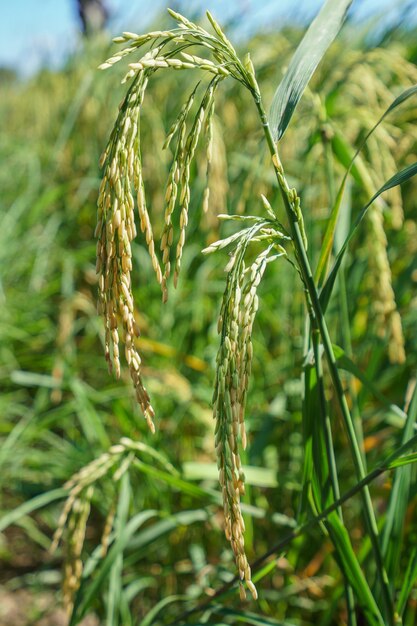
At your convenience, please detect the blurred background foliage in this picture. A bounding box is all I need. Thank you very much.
[1,1,417,624]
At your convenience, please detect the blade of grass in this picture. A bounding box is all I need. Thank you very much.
[303,319,363,623]
[132,458,294,526]
[69,378,110,448]
[139,595,189,626]
[124,578,156,604]
[309,327,358,625]
[387,453,417,468]
[0,488,67,533]
[70,510,158,625]
[327,513,383,626]
[210,607,297,625]
[123,509,208,565]
[269,0,352,140]
[118,590,134,626]
[106,472,131,626]
[382,382,417,588]
[320,161,417,312]
[299,330,319,519]
[329,140,365,463]
[315,84,417,285]
[332,345,408,425]
[183,461,277,488]
[396,548,417,618]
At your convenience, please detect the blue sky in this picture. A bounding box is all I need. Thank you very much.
[1,0,413,77]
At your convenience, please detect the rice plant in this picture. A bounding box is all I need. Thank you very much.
[2,3,417,626]
[87,3,417,624]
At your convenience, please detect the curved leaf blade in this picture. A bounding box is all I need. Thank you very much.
[320,161,417,312]
[397,548,417,617]
[139,595,189,626]
[382,381,417,585]
[270,0,352,140]
[213,607,297,625]
[0,488,67,533]
[106,472,131,626]
[316,84,417,284]
[327,514,385,626]
[69,510,158,625]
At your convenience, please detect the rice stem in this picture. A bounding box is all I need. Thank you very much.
[252,91,394,625]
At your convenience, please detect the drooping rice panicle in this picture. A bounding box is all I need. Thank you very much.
[52,437,177,584]
[214,241,253,598]
[135,130,163,286]
[374,134,404,229]
[166,8,198,31]
[97,70,157,431]
[97,15,241,388]
[203,118,229,230]
[160,85,199,300]
[210,219,286,600]
[174,77,221,287]
[100,500,116,558]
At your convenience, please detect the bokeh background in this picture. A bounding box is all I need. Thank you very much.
[1,1,417,625]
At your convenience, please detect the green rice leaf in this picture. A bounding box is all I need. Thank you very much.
[384,433,417,468]
[69,378,110,448]
[326,515,384,626]
[139,595,189,626]
[301,343,334,517]
[333,345,407,425]
[396,548,417,617]
[123,578,156,604]
[212,607,297,625]
[70,510,158,625]
[269,0,352,140]
[126,509,208,556]
[252,558,280,584]
[320,161,417,312]
[316,84,417,285]
[387,453,417,469]
[133,459,293,526]
[183,461,278,487]
[303,344,382,625]
[382,382,417,585]
[0,489,67,533]
[106,473,131,626]
[379,83,417,118]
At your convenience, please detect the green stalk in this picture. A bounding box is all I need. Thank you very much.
[252,92,394,623]
[311,326,357,626]
[319,121,356,623]
[337,258,366,458]
[322,130,365,460]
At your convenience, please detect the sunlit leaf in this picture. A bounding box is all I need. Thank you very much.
[270,0,352,140]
